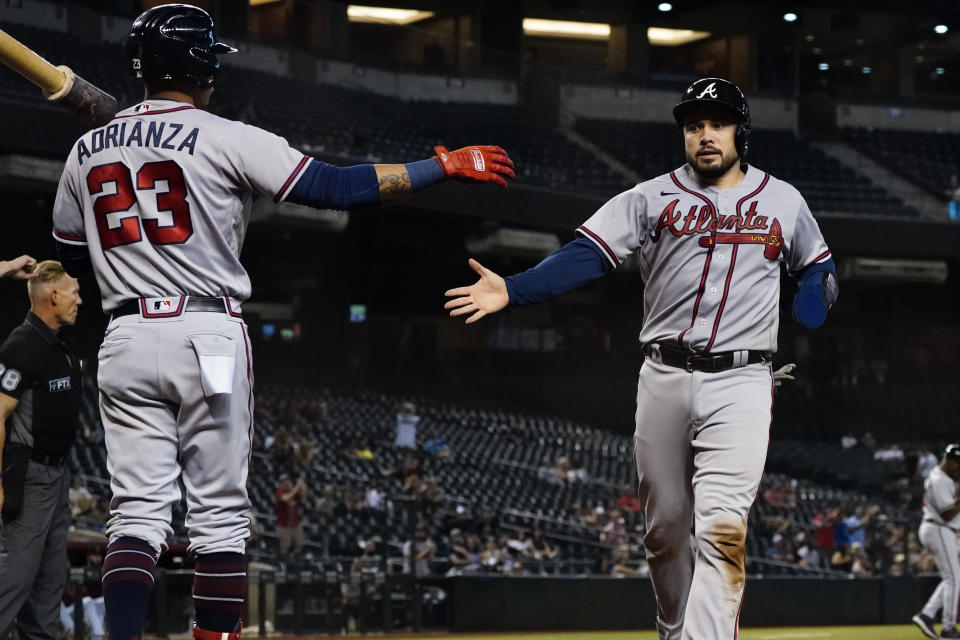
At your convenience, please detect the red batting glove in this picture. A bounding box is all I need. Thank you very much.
[433,145,516,188]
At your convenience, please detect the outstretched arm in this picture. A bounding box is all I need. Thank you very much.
[287,146,515,210]
[0,255,37,280]
[445,238,611,323]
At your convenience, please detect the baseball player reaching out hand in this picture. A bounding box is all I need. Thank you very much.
[445,78,838,640]
[49,5,513,640]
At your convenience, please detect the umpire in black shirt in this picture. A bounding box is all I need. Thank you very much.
[0,260,83,639]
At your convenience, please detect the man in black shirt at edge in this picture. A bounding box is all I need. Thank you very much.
[0,260,83,638]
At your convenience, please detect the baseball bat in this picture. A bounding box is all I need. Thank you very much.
[0,28,118,127]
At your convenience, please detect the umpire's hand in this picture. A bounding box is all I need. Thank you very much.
[444,259,509,324]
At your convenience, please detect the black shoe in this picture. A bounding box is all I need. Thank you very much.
[913,613,937,639]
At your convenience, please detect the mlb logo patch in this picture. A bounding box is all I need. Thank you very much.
[141,296,185,319]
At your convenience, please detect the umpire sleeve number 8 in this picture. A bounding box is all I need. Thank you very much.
[0,364,21,392]
[86,160,194,250]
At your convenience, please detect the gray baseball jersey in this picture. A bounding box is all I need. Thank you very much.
[577,164,831,352]
[51,99,311,312]
[922,466,960,528]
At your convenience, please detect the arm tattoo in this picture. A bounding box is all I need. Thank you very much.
[376,164,412,203]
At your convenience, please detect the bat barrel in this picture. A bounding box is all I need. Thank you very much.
[0,28,65,94]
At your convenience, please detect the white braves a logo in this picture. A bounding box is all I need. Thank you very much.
[695,82,718,99]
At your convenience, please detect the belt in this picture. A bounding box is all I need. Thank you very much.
[112,296,234,319]
[923,518,959,532]
[644,341,772,373]
[30,451,67,467]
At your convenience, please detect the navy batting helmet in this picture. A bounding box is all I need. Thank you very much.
[945,444,960,462]
[673,77,751,160]
[127,4,236,90]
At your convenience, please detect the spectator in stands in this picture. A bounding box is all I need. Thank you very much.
[537,455,561,484]
[403,526,436,577]
[794,532,819,568]
[600,510,629,550]
[617,485,642,514]
[316,483,338,518]
[850,542,872,578]
[841,433,858,449]
[295,438,318,470]
[813,506,839,553]
[763,482,784,508]
[609,550,645,577]
[271,429,296,469]
[447,529,480,575]
[69,476,96,518]
[844,505,879,549]
[420,476,445,515]
[276,474,307,555]
[768,534,794,563]
[364,483,387,511]
[341,483,365,513]
[526,528,558,560]
[830,544,854,572]
[395,402,420,450]
[481,537,504,572]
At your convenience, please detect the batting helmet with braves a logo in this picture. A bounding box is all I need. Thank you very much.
[673,77,751,161]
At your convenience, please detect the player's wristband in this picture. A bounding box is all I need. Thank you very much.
[406,158,446,191]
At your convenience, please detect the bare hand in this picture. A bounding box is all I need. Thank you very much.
[0,255,38,280]
[444,259,509,324]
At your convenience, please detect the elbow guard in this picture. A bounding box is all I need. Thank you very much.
[792,258,838,329]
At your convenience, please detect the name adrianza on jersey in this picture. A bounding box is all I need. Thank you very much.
[76,121,199,165]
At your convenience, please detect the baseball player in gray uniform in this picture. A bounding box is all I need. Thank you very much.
[912,444,960,640]
[445,77,838,639]
[50,5,513,640]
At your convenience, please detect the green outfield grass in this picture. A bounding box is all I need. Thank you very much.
[372,625,925,639]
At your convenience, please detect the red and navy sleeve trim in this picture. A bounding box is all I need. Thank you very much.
[789,250,833,277]
[273,156,311,203]
[113,105,196,120]
[576,225,620,268]
[52,228,87,245]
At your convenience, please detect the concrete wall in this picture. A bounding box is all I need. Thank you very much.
[561,84,798,132]
[838,103,960,133]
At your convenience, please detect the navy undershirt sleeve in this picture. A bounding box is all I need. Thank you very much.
[505,237,612,306]
[57,241,93,278]
[286,160,380,210]
[792,257,838,329]
[286,158,446,210]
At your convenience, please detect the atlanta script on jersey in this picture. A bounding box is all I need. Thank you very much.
[577,164,831,352]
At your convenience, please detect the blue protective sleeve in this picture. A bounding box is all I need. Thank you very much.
[505,237,612,306]
[286,159,380,210]
[57,241,92,278]
[792,257,839,329]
